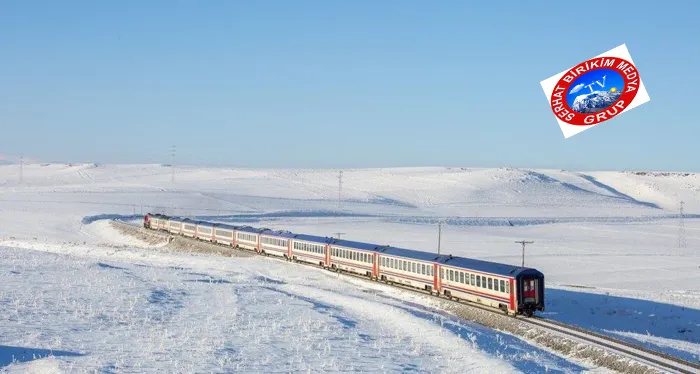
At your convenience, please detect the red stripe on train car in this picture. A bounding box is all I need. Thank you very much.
[509,279,515,311]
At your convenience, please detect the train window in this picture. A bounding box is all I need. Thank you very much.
[421,264,426,275]
[447,270,452,281]
[499,280,505,292]
[505,281,510,293]
[488,278,493,290]
[460,272,465,284]
[470,274,475,285]
[476,276,481,287]
[411,263,415,273]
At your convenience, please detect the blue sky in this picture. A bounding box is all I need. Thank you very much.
[1,1,698,171]
[566,69,625,107]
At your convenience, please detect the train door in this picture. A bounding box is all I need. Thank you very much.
[523,278,538,304]
[433,264,440,295]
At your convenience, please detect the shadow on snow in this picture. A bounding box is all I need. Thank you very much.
[260,286,358,330]
[83,212,700,231]
[544,288,700,363]
[0,345,83,368]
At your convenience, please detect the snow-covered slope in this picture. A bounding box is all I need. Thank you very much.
[2,163,697,216]
[1,163,699,371]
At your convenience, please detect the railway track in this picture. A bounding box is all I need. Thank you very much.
[113,219,700,374]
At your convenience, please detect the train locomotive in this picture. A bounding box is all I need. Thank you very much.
[143,213,545,317]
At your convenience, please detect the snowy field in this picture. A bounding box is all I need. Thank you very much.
[1,163,699,372]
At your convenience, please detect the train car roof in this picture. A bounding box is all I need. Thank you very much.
[292,233,335,244]
[379,245,442,262]
[331,239,386,252]
[261,230,298,239]
[438,255,542,278]
[167,216,187,222]
[236,225,269,234]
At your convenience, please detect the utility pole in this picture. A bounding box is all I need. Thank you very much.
[678,201,687,248]
[19,155,23,184]
[515,240,534,267]
[337,170,343,212]
[437,221,443,255]
[334,232,345,239]
[170,145,176,183]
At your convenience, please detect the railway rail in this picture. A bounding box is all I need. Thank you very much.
[113,218,700,374]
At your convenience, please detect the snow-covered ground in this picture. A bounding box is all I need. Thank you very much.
[1,163,699,371]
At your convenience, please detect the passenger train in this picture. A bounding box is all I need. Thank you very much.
[143,213,545,317]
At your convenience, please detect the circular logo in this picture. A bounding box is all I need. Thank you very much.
[550,57,640,126]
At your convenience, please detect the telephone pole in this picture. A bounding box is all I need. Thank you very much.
[334,232,345,239]
[337,170,343,212]
[170,145,175,183]
[19,155,23,184]
[437,221,443,255]
[678,201,687,248]
[515,240,534,267]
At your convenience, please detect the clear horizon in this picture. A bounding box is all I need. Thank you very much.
[2,1,698,171]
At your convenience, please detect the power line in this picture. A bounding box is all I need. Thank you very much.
[515,240,534,267]
[678,201,686,248]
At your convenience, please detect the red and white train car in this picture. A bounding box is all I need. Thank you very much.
[143,213,545,316]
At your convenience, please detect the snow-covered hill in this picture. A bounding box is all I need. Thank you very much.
[1,163,697,214]
[0,163,699,371]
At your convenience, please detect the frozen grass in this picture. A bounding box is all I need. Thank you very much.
[1,163,699,371]
[0,243,604,373]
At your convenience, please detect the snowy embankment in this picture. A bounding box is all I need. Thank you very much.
[0,232,588,373]
[1,163,699,371]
